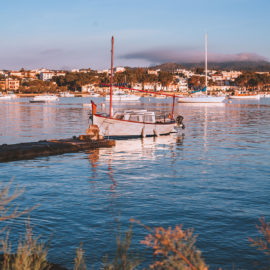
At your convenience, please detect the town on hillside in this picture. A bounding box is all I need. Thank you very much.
[0,66,270,95]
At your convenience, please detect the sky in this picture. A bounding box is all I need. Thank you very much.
[0,0,269,70]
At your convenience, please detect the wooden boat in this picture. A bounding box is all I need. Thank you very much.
[90,37,183,138]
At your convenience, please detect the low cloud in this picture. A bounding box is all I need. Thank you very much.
[120,48,268,64]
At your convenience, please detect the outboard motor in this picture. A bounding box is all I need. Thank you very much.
[176,115,185,129]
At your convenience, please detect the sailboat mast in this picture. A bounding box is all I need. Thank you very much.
[205,33,208,95]
[110,36,114,118]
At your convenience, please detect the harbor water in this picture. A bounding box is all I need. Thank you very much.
[0,96,270,269]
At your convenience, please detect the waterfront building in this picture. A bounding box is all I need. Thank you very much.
[81,84,95,92]
[144,83,155,91]
[0,78,20,91]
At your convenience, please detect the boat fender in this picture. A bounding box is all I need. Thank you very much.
[153,129,159,137]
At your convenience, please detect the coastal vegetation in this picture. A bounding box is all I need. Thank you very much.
[235,72,270,90]
[0,180,269,269]
[1,61,270,93]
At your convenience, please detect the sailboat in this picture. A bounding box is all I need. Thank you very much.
[90,37,184,138]
[178,34,226,103]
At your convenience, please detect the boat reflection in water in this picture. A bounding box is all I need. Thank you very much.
[87,133,184,184]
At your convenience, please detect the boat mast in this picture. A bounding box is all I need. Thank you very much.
[110,36,114,118]
[205,33,208,95]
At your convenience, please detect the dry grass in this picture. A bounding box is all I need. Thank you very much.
[74,243,87,270]
[1,222,50,270]
[249,217,270,256]
[0,179,36,224]
[131,219,207,270]
[102,225,141,270]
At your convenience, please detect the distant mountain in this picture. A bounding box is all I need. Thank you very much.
[151,61,270,72]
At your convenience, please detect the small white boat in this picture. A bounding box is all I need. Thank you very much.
[178,93,226,103]
[30,95,59,103]
[0,92,17,100]
[155,95,167,99]
[88,92,100,97]
[105,90,140,101]
[229,94,260,100]
[60,92,75,97]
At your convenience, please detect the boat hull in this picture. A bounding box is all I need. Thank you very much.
[229,95,260,100]
[30,95,59,103]
[93,114,175,137]
[105,95,140,101]
[178,96,226,103]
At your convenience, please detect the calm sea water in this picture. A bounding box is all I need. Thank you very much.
[0,96,270,269]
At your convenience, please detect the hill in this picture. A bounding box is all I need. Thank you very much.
[151,61,270,72]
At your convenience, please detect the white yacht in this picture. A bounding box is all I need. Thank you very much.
[178,34,226,104]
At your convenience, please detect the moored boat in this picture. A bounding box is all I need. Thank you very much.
[93,109,177,138]
[178,92,226,103]
[89,36,184,138]
[229,93,260,99]
[105,90,140,101]
[30,95,59,103]
[178,34,226,104]
[0,92,17,100]
[60,92,75,97]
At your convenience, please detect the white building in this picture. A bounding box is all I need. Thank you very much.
[175,69,194,78]
[97,69,110,74]
[177,78,188,92]
[221,71,242,81]
[147,69,159,75]
[211,74,223,82]
[55,71,66,77]
[40,72,55,81]
[115,67,125,73]
[81,84,95,92]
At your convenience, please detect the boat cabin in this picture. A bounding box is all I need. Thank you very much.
[113,110,174,124]
[114,110,155,123]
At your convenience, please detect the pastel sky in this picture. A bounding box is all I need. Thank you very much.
[0,0,269,70]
